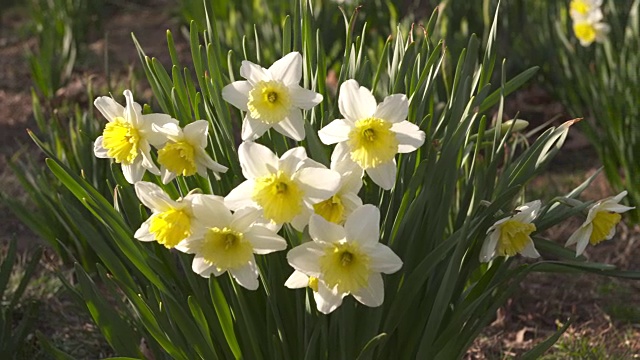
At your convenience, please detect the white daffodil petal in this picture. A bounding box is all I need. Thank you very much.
[331,142,352,164]
[94,96,124,121]
[318,119,352,145]
[373,94,408,123]
[230,262,259,290]
[287,242,324,276]
[344,204,380,245]
[240,60,270,84]
[520,241,540,258]
[268,52,302,85]
[93,137,108,158]
[123,90,139,126]
[143,113,178,146]
[192,195,232,228]
[576,235,591,257]
[392,121,426,153]
[479,231,499,263]
[601,203,634,213]
[230,207,262,232]
[246,225,287,254]
[314,282,344,314]
[290,209,312,232]
[241,116,271,141]
[366,160,397,190]
[368,244,403,274]
[224,180,257,211]
[273,110,305,141]
[279,147,308,176]
[284,270,309,289]
[134,182,175,211]
[192,256,212,275]
[222,81,252,111]
[309,214,346,243]
[295,167,341,203]
[289,85,323,110]
[183,120,209,148]
[352,273,384,308]
[161,169,176,184]
[238,142,279,179]
[338,79,377,122]
[134,221,156,242]
[566,225,590,247]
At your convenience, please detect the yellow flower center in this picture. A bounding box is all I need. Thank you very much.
[313,195,346,224]
[574,22,597,44]
[201,227,253,270]
[308,276,319,292]
[102,117,140,164]
[589,211,621,245]
[148,208,191,248]
[319,242,370,294]
[348,118,398,169]
[157,141,197,177]
[252,170,303,224]
[496,220,536,257]
[570,0,590,16]
[247,80,291,124]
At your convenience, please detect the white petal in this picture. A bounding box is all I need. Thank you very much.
[238,141,279,179]
[366,160,397,190]
[183,120,209,148]
[373,94,408,123]
[230,207,262,232]
[352,273,384,308]
[94,96,124,121]
[161,169,176,184]
[296,167,341,203]
[331,142,354,165]
[338,169,364,194]
[192,256,214,276]
[284,270,309,289]
[279,147,308,175]
[241,116,271,141]
[338,79,377,122]
[268,52,302,85]
[272,110,305,141]
[520,240,540,258]
[575,226,593,256]
[140,145,160,175]
[134,220,156,242]
[93,136,109,158]
[222,81,251,111]
[134,181,175,211]
[286,242,324,276]
[142,113,178,146]
[479,231,499,263]
[318,119,352,145]
[289,85,323,110]
[392,121,426,153]
[566,225,591,247]
[290,208,312,231]
[345,204,380,246]
[245,225,287,254]
[192,195,232,228]
[224,180,257,211]
[601,203,634,214]
[309,214,346,243]
[123,159,146,184]
[341,192,364,216]
[195,149,228,174]
[368,244,403,274]
[123,90,140,127]
[230,262,259,290]
[314,282,344,314]
[240,60,270,84]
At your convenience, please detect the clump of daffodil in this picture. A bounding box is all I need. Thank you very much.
[568,0,609,47]
[181,196,287,290]
[224,142,341,231]
[312,159,363,224]
[565,191,634,256]
[154,120,228,184]
[318,79,425,190]
[134,181,207,249]
[222,52,323,141]
[287,204,403,314]
[94,90,177,183]
[479,200,541,262]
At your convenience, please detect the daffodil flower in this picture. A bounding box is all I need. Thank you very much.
[181,196,287,290]
[287,204,403,314]
[312,159,363,224]
[479,200,541,263]
[566,191,634,256]
[573,16,609,47]
[224,142,341,231]
[222,52,323,141]
[569,0,603,20]
[153,120,228,184]
[94,90,177,183]
[318,79,425,190]
[134,181,207,249]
